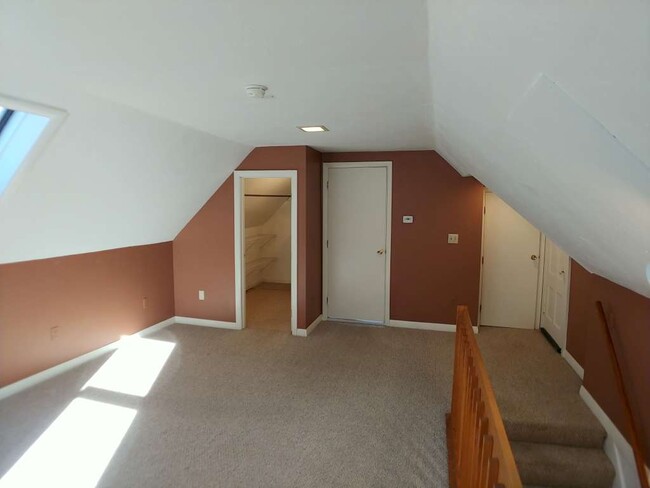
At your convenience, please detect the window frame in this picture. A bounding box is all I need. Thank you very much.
[0,108,15,135]
[0,95,67,199]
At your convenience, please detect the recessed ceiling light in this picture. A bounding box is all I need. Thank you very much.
[298,125,329,133]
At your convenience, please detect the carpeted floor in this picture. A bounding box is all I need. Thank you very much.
[0,322,454,487]
[246,283,291,332]
[0,323,607,488]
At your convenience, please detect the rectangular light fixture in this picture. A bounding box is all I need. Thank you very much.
[298,125,329,132]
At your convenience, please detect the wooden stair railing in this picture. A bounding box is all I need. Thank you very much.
[447,306,522,488]
[596,301,650,488]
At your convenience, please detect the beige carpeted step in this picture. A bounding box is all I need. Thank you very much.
[504,417,607,449]
[512,441,615,488]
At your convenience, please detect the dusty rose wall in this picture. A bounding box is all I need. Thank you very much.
[305,147,323,326]
[322,151,484,324]
[0,242,175,386]
[173,176,236,322]
[173,146,323,328]
[567,260,650,464]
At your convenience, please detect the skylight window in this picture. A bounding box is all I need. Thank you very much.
[0,103,56,195]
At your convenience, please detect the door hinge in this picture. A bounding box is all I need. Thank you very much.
[326,180,329,189]
[326,240,329,248]
[326,297,329,304]
[480,304,482,312]
[483,206,486,214]
[481,256,484,265]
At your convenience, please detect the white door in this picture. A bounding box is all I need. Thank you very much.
[325,165,389,324]
[481,193,541,329]
[540,238,570,348]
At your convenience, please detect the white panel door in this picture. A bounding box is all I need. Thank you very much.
[326,166,388,324]
[540,238,571,348]
[481,193,541,329]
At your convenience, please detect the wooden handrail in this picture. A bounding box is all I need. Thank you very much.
[596,301,650,488]
[447,305,522,488]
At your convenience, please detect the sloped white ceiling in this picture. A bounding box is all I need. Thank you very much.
[0,90,250,263]
[426,0,650,298]
[244,178,292,228]
[1,0,648,298]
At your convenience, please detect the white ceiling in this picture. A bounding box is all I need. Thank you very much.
[1,0,648,296]
[2,0,434,152]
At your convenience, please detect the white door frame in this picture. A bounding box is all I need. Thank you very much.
[234,170,298,335]
[322,161,392,325]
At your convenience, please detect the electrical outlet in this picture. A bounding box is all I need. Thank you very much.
[448,233,459,244]
[402,215,414,224]
[50,326,60,340]
[198,290,205,301]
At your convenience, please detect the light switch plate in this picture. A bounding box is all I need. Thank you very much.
[448,233,459,244]
[402,216,414,224]
[198,290,205,301]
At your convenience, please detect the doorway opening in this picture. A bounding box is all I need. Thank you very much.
[479,192,570,348]
[234,171,298,334]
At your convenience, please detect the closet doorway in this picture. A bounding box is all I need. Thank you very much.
[234,170,297,334]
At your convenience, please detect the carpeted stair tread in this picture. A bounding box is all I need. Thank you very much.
[476,327,607,449]
[512,441,615,488]
[504,417,606,449]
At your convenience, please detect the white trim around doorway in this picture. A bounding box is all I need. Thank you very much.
[322,161,392,325]
[233,170,298,336]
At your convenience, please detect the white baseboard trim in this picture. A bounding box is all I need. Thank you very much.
[580,386,648,488]
[561,348,585,380]
[0,316,176,402]
[174,316,240,330]
[294,315,323,337]
[389,320,479,334]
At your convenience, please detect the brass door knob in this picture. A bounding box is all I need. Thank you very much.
[377,249,385,255]
[531,255,538,261]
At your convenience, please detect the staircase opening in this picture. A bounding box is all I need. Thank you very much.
[477,326,615,487]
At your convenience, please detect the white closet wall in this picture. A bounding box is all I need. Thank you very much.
[260,199,291,284]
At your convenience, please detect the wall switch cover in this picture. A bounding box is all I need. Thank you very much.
[448,233,459,244]
[198,290,205,301]
[402,216,414,224]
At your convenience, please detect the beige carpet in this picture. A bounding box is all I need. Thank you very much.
[0,323,609,487]
[0,322,454,487]
[476,326,605,447]
[246,283,291,332]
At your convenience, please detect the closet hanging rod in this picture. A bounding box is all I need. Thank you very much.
[244,194,291,197]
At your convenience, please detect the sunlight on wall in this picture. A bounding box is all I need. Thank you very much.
[0,398,136,488]
[83,337,175,397]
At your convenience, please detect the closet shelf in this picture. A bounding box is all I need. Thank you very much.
[246,257,277,275]
[245,234,276,251]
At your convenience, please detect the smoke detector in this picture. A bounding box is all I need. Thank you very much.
[245,84,268,99]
